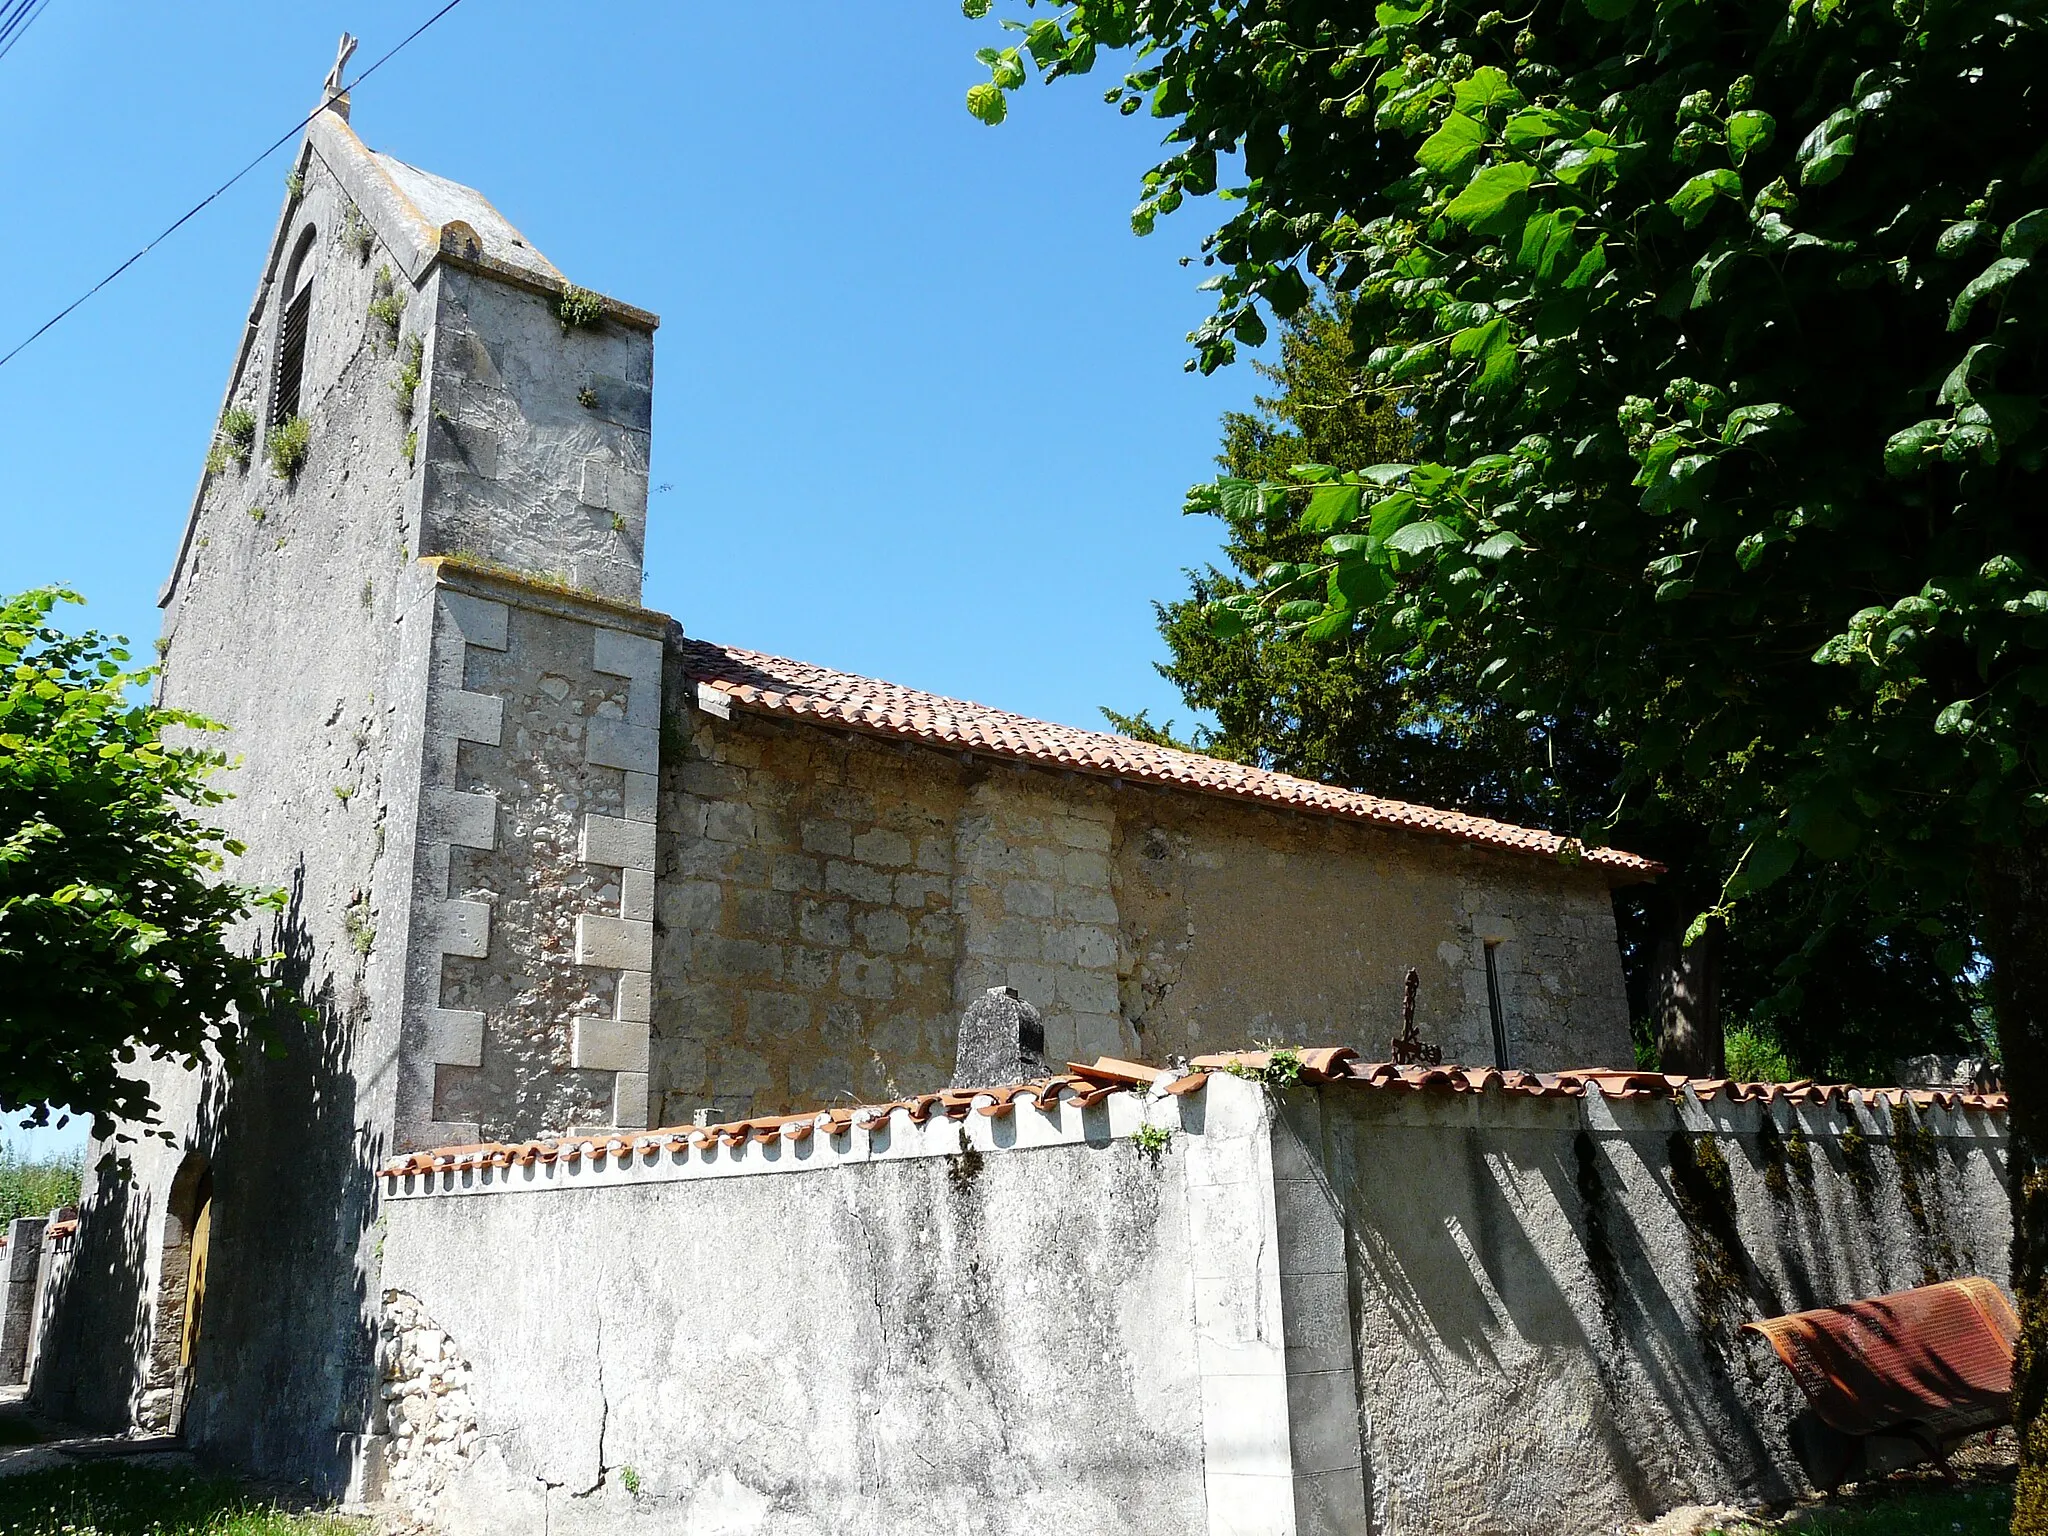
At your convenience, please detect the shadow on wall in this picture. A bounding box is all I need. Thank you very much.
[1324,1103,1994,1525]
[34,865,385,1490]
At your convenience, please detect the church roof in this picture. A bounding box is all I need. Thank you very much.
[302,106,656,327]
[368,150,564,288]
[676,637,1662,880]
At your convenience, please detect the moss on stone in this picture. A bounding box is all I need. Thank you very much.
[1668,1130,1753,1347]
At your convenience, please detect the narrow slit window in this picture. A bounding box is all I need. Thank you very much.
[271,230,317,427]
[1484,941,1511,1069]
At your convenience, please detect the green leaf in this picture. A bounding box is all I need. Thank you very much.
[1562,241,1607,288]
[1722,403,1796,446]
[1217,478,1268,522]
[1580,0,1636,17]
[1939,341,2003,405]
[1416,112,1488,178]
[1023,18,1065,67]
[1473,530,1526,558]
[1801,138,1856,187]
[1667,169,1741,230]
[1948,257,2030,331]
[1444,163,1538,227]
[1359,464,1413,486]
[1384,518,1459,554]
[1449,316,1506,360]
[961,0,991,14]
[1726,110,1775,159]
[1732,833,1800,894]
[1503,106,1587,149]
[1301,483,1362,531]
[1452,66,1523,118]
[965,82,1008,125]
[1518,208,1582,277]
[1884,419,1944,476]
[1368,491,1419,543]
[1937,220,1994,259]
[1208,603,1249,640]
[1375,0,1432,24]
[1788,803,1860,859]
[1330,561,1391,606]
[1302,606,1353,642]
[2002,210,2048,259]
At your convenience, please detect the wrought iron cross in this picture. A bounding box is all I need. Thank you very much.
[1389,967,1443,1067]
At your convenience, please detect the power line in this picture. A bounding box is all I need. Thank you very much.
[0,0,53,64]
[0,0,473,374]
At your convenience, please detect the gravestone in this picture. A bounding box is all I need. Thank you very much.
[951,986,1051,1088]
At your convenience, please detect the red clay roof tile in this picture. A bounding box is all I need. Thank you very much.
[380,1054,2004,1178]
[677,638,1662,881]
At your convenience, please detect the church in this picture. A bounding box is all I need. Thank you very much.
[16,59,2011,1536]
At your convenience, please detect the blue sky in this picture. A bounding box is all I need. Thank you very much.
[0,2,1266,1154]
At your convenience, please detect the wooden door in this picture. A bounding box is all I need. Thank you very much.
[173,1174,211,1433]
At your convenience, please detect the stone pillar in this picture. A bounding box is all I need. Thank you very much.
[0,1217,46,1384]
[951,985,1051,1088]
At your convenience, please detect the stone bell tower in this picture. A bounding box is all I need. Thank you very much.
[39,62,665,1490]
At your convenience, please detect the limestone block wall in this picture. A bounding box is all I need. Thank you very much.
[651,699,1635,1123]
[952,774,1130,1064]
[395,565,667,1150]
[1115,791,1633,1069]
[652,708,971,1124]
[418,269,653,604]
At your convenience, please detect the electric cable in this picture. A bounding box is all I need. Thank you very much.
[0,0,53,63]
[0,0,472,373]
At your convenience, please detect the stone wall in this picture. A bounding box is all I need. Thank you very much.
[380,1090,1211,1536]
[375,1073,2011,1536]
[377,1289,482,1519]
[397,566,668,1148]
[418,269,652,603]
[0,1218,45,1385]
[653,708,973,1124]
[650,698,1635,1125]
[1288,1082,2011,1532]
[1115,789,1633,1069]
[37,124,431,1473]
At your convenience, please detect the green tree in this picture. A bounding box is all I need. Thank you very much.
[1122,300,1989,1079]
[965,0,2048,1515]
[0,587,286,1143]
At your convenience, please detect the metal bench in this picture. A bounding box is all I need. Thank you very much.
[1744,1276,2019,1490]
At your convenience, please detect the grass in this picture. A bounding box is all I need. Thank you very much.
[0,1146,82,1225]
[0,1463,363,1535]
[1711,1480,2012,1535]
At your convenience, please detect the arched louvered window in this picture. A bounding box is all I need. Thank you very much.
[271,228,318,427]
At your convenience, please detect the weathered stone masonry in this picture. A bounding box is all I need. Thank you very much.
[648,696,1636,1127]
[398,569,668,1147]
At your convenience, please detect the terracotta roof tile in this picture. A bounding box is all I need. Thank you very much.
[677,639,1661,880]
[380,1053,2004,1178]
